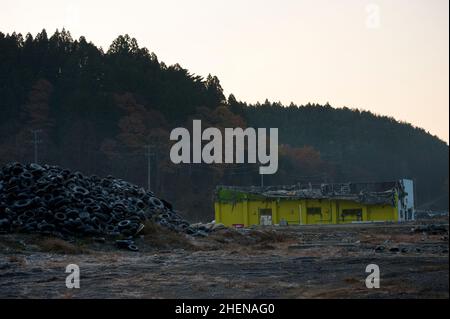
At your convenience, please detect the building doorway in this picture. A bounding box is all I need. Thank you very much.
[259,208,273,225]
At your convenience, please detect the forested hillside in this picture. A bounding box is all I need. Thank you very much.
[0,29,448,221]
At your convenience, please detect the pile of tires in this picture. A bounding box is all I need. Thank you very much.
[0,162,207,238]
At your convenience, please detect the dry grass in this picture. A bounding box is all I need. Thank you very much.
[140,220,195,250]
[250,229,293,243]
[254,243,276,250]
[343,277,361,285]
[37,238,87,254]
[420,264,449,272]
[61,291,74,299]
[8,255,26,266]
[210,228,294,247]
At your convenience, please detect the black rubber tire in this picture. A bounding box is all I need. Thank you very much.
[93,212,109,222]
[38,222,55,232]
[149,197,164,209]
[0,218,10,227]
[161,199,173,210]
[162,213,172,220]
[78,211,90,220]
[105,224,116,232]
[136,200,145,210]
[115,239,133,248]
[158,219,169,227]
[28,163,44,172]
[91,216,101,226]
[186,227,196,235]
[65,209,79,220]
[127,244,139,252]
[82,198,95,206]
[118,219,131,229]
[43,193,54,203]
[17,213,30,224]
[72,185,89,196]
[23,210,36,218]
[54,212,67,222]
[49,196,66,208]
[23,221,37,231]
[12,198,33,211]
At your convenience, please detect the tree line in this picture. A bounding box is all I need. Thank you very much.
[0,29,448,221]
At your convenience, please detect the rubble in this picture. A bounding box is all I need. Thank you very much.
[415,210,449,219]
[190,221,226,232]
[412,224,448,235]
[116,239,139,251]
[0,162,211,240]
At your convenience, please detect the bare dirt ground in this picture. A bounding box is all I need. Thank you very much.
[0,218,448,298]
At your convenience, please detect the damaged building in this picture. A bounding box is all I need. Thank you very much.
[214,179,415,227]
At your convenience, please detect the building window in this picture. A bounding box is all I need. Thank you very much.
[307,207,322,215]
[259,208,272,216]
[341,208,362,221]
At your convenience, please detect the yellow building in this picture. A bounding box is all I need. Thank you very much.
[214,179,415,227]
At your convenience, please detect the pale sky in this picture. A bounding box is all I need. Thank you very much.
[2,0,449,142]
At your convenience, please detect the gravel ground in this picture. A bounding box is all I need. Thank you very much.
[0,220,448,298]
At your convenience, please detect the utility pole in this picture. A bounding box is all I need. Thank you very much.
[260,173,264,188]
[144,144,157,192]
[31,129,42,164]
[145,145,152,191]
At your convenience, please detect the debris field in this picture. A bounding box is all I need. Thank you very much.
[0,219,447,298]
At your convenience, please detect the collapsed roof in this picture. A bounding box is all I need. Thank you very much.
[216,181,406,206]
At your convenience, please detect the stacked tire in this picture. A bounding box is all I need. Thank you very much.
[0,162,208,238]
